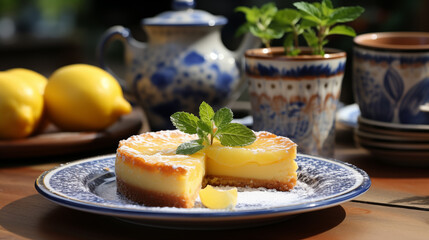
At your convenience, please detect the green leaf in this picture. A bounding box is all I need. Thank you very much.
[321,0,334,17]
[322,0,333,9]
[300,18,318,29]
[328,25,356,37]
[283,33,296,56]
[273,8,301,26]
[290,48,301,56]
[176,139,205,155]
[197,119,212,134]
[303,29,318,48]
[294,2,322,19]
[327,6,365,26]
[196,128,210,145]
[216,123,256,147]
[170,112,199,134]
[213,107,233,128]
[199,101,214,123]
[284,34,301,56]
[235,6,258,24]
[260,2,278,17]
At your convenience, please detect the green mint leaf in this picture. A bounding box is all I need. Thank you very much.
[300,14,323,25]
[260,3,278,24]
[176,139,205,155]
[213,108,233,128]
[284,34,301,56]
[235,6,258,24]
[199,101,215,123]
[321,1,334,17]
[327,6,364,26]
[322,0,333,10]
[328,25,356,37]
[303,29,318,48]
[197,119,212,134]
[216,123,256,147]
[235,2,279,48]
[170,112,199,134]
[273,9,301,27]
[197,128,210,145]
[300,18,318,28]
[250,27,284,42]
[294,2,322,20]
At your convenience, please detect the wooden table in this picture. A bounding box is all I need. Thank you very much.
[1,121,429,239]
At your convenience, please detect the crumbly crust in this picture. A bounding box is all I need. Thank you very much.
[203,175,296,191]
[116,177,196,208]
[117,173,296,209]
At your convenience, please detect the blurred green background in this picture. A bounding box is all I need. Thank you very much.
[0,0,428,104]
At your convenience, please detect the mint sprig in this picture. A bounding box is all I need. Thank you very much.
[293,0,364,55]
[170,102,256,155]
[235,0,365,56]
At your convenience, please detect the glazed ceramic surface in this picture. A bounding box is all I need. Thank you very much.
[97,0,260,130]
[35,154,370,229]
[245,47,346,157]
[353,32,429,125]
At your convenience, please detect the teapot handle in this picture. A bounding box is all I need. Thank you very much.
[97,26,135,102]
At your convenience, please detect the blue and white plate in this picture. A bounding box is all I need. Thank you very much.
[336,103,360,128]
[35,154,370,230]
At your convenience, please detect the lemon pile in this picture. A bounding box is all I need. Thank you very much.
[0,64,132,140]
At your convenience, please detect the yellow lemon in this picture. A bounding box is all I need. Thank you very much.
[44,64,132,131]
[6,68,49,133]
[199,185,238,209]
[6,68,48,94]
[0,72,44,139]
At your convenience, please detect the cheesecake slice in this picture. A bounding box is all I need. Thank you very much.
[116,131,205,208]
[204,131,297,191]
[115,130,297,208]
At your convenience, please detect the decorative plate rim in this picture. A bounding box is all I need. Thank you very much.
[35,154,371,221]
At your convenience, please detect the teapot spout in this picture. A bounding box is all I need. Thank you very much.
[233,33,261,61]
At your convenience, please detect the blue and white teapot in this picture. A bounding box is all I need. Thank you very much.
[97,0,260,130]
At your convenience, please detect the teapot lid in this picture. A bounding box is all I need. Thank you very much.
[143,0,227,26]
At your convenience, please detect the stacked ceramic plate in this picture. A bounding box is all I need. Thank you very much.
[354,116,429,166]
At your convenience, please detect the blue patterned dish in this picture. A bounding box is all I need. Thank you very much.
[35,154,370,229]
[336,103,360,128]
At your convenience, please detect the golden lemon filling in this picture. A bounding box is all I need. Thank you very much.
[115,130,297,208]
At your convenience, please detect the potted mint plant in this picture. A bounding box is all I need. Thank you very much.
[237,0,364,157]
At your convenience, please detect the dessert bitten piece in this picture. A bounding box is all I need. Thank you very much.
[115,131,205,208]
[204,131,298,191]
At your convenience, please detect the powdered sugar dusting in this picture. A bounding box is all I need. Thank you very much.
[40,154,369,214]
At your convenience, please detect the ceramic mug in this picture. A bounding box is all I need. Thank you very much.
[353,32,429,125]
[245,47,346,157]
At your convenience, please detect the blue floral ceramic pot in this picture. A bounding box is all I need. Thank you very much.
[353,32,429,125]
[97,0,260,130]
[245,47,346,157]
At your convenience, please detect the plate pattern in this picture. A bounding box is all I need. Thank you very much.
[36,154,370,223]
